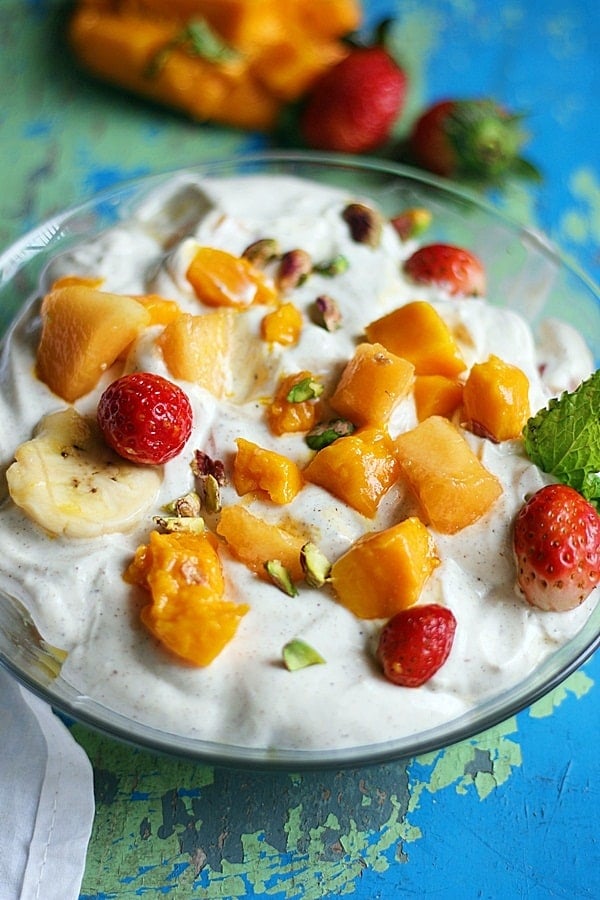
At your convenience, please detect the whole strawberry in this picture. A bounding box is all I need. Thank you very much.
[513,483,600,611]
[377,604,457,687]
[403,242,486,296]
[98,372,193,465]
[299,46,407,154]
[409,98,540,185]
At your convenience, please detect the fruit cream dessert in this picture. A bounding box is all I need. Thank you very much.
[0,172,599,752]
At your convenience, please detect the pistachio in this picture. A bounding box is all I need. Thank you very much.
[241,237,281,268]
[313,254,349,277]
[306,418,355,451]
[167,490,202,518]
[265,560,298,597]
[342,202,383,248]
[191,450,226,513]
[390,208,432,241]
[282,638,326,671]
[300,542,332,588]
[153,515,206,534]
[313,294,342,332]
[286,376,324,403]
[276,249,313,291]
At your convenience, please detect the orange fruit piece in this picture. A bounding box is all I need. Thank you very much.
[36,285,151,402]
[233,437,303,504]
[125,530,249,666]
[134,293,181,326]
[186,246,278,308]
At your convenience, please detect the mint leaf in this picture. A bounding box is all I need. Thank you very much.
[523,370,600,506]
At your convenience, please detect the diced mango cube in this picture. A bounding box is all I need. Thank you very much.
[187,246,278,308]
[261,301,303,345]
[125,530,249,666]
[303,427,399,518]
[394,416,503,533]
[462,354,530,442]
[233,438,303,504]
[158,310,236,397]
[365,301,466,377]
[413,374,464,421]
[36,285,151,402]
[330,517,439,619]
[216,504,306,581]
[267,371,321,435]
[330,342,414,427]
[134,293,181,326]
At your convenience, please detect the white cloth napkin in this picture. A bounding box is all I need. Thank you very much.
[0,668,95,900]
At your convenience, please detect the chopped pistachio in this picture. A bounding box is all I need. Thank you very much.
[265,560,298,597]
[313,294,342,332]
[300,542,332,588]
[167,490,202,518]
[282,639,326,671]
[342,202,383,248]
[313,254,349,277]
[306,418,355,450]
[390,207,432,241]
[277,249,313,291]
[286,376,324,403]
[191,449,226,484]
[242,237,281,268]
[153,515,206,534]
[145,17,239,78]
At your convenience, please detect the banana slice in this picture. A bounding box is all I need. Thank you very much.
[6,408,162,538]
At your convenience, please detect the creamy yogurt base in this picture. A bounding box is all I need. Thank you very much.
[0,173,597,751]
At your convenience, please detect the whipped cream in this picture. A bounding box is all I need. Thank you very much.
[0,173,597,751]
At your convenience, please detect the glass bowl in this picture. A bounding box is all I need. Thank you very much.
[0,151,599,770]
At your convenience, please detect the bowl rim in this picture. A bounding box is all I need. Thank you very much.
[1,148,599,770]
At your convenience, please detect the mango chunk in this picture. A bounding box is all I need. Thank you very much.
[134,293,181,326]
[187,246,278,308]
[330,517,440,619]
[267,371,321,435]
[233,438,303,504]
[261,301,303,345]
[36,285,151,402]
[365,301,466,377]
[216,504,306,581]
[303,427,399,518]
[462,354,530,442]
[394,416,502,533]
[158,310,236,397]
[125,530,249,666]
[330,342,415,427]
[413,374,464,422]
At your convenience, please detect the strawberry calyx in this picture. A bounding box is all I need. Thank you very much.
[444,100,540,183]
[409,98,541,187]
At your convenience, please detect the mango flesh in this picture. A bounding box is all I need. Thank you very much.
[186,246,278,307]
[462,354,531,442]
[329,342,415,427]
[330,517,439,619]
[158,310,236,397]
[36,285,151,402]
[233,438,303,505]
[303,427,399,518]
[365,301,466,377]
[216,504,306,582]
[413,374,464,421]
[394,416,503,533]
[125,530,249,666]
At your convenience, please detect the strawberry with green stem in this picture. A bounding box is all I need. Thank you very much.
[408,98,540,186]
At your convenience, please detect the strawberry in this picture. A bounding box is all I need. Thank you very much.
[513,484,600,612]
[403,242,486,296]
[299,46,407,154]
[98,372,193,465]
[408,98,540,186]
[377,604,457,687]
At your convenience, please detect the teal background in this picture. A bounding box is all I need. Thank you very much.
[1,1,599,897]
